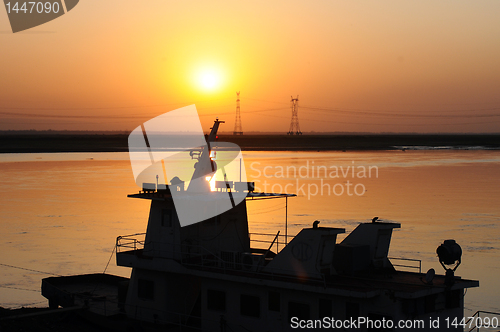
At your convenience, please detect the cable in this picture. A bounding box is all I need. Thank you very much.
[249,201,283,211]
[0,107,288,120]
[241,97,290,105]
[89,245,117,297]
[249,205,285,215]
[102,245,116,275]
[264,112,500,126]
[0,111,162,119]
[2,98,499,129]
[301,105,500,118]
[0,285,40,292]
[198,107,289,117]
[0,263,62,277]
[0,97,234,111]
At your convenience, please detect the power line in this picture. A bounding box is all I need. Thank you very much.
[2,99,500,128]
[241,97,290,105]
[300,105,500,118]
[0,97,234,111]
[263,112,500,126]
[0,107,289,120]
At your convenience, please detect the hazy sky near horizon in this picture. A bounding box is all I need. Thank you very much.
[1,0,500,133]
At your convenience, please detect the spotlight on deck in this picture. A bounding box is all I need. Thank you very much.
[436,239,462,286]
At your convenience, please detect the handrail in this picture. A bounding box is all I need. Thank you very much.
[116,235,426,276]
[116,232,293,255]
[250,232,294,238]
[115,235,326,285]
[388,256,421,273]
[249,232,294,254]
[267,231,280,253]
[117,234,233,270]
[466,310,500,332]
[257,231,280,272]
[116,233,146,252]
[116,235,429,288]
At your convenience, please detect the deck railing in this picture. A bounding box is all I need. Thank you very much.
[466,310,500,332]
[389,256,422,273]
[116,233,145,252]
[116,232,293,256]
[115,232,326,283]
[116,234,423,279]
[248,232,294,254]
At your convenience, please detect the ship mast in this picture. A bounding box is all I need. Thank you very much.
[187,119,224,192]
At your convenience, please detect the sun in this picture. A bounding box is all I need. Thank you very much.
[196,68,222,92]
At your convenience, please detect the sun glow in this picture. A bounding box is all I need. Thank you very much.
[195,68,223,92]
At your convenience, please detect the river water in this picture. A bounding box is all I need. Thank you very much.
[0,150,499,316]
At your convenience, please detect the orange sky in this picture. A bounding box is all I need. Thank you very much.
[1,0,500,133]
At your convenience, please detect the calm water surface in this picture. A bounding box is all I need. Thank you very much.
[0,150,499,315]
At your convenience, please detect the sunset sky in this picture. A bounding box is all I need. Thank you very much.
[1,0,500,133]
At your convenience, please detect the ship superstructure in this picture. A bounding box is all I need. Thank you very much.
[43,119,479,332]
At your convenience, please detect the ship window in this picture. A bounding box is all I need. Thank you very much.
[268,291,280,312]
[137,279,154,301]
[346,302,359,319]
[207,289,226,311]
[161,209,173,227]
[240,294,260,317]
[319,298,332,318]
[288,302,310,321]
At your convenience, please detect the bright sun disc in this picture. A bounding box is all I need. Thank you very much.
[197,70,221,91]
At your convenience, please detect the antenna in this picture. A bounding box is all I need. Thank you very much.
[233,91,243,135]
[287,95,302,135]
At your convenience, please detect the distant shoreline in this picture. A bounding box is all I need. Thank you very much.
[1,134,500,153]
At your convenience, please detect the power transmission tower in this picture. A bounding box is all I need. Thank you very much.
[287,95,302,135]
[233,91,243,135]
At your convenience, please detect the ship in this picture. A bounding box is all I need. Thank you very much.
[40,119,479,331]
